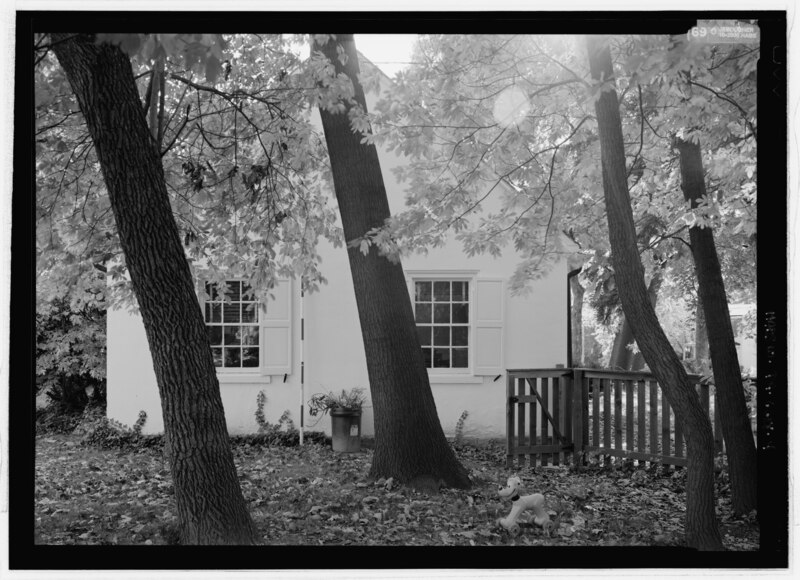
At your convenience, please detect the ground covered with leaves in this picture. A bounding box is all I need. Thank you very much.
[34,434,758,548]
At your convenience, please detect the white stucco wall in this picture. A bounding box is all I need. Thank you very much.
[106,244,567,439]
[107,305,163,432]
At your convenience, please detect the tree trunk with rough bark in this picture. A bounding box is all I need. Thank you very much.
[629,272,663,371]
[610,269,662,372]
[675,138,758,515]
[586,36,722,550]
[312,34,471,489]
[51,33,257,545]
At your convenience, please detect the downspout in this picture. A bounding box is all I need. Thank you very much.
[567,267,582,368]
[299,280,305,446]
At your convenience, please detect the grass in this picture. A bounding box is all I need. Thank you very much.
[34,433,759,548]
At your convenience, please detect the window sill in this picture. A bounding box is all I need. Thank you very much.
[217,373,273,384]
[427,374,484,385]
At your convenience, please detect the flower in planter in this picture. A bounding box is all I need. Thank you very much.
[307,388,367,417]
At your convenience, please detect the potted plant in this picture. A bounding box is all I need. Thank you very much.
[308,388,367,453]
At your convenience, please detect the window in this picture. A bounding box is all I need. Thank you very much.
[204,281,260,369]
[414,280,469,369]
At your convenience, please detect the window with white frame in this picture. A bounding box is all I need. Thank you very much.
[203,281,261,369]
[413,280,470,369]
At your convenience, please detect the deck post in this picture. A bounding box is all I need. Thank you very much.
[506,372,514,468]
[572,368,585,467]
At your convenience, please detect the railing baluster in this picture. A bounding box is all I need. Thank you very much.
[592,378,600,451]
[561,376,575,466]
[637,379,646,464]
[540,377,550,466]
[603,379,611,466]
[661,392,671,464]
[614,379,623,462]
[530,378,538,467]
[506,373,515,468]
[553,377,561,466]
[649,380,659,463]
[626,379,634,459]
[517,377,526,469]
[571,370,584,467]
[581,373,589,464]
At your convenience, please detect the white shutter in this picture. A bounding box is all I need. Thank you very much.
[474,278,504,375]
[262,278,292,375]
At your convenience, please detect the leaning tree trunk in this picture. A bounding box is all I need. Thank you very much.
[586,36,722,550]
[629,272,663,371]
[675,138,758,515]
[610,268,662,371]
[312,34,470,489]
[51,34,257,545]
[608,313,635,370]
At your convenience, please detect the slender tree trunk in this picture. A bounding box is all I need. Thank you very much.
[570,275,585,366]
[694,297,710,362]
[610,271,662,371]
[312,34,470,489]
[675,138,758,515]
[695,302,710,367]
[609,313,635,370]
[51,33,257,545]
[586,36,722,550]
[629,272,663,371]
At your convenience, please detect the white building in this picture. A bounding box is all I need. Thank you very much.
[105,59,571,440]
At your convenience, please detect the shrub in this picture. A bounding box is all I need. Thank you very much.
[36,284,106,414]
[35,406,83,435]
[454,410,469,446]
[81,410,163,451]
[251,391,324,446]
[230,431,327,447]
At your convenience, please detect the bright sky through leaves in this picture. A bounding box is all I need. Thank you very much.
[493,86,532,128]
[355,34,417,76]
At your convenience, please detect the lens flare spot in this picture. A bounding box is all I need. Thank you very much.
[493,86,531,128]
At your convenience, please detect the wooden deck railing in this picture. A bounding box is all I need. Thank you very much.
[506,368,728,469]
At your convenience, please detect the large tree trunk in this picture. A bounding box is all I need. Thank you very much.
[312,34,470,489]
[51,34,257,545]
[586,36,722,550]
[675,138,758,515]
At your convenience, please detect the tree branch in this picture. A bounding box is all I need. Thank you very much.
[687,79,757,141]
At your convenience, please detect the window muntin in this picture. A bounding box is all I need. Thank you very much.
[414,280,469,369]
[204,281,260,369]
